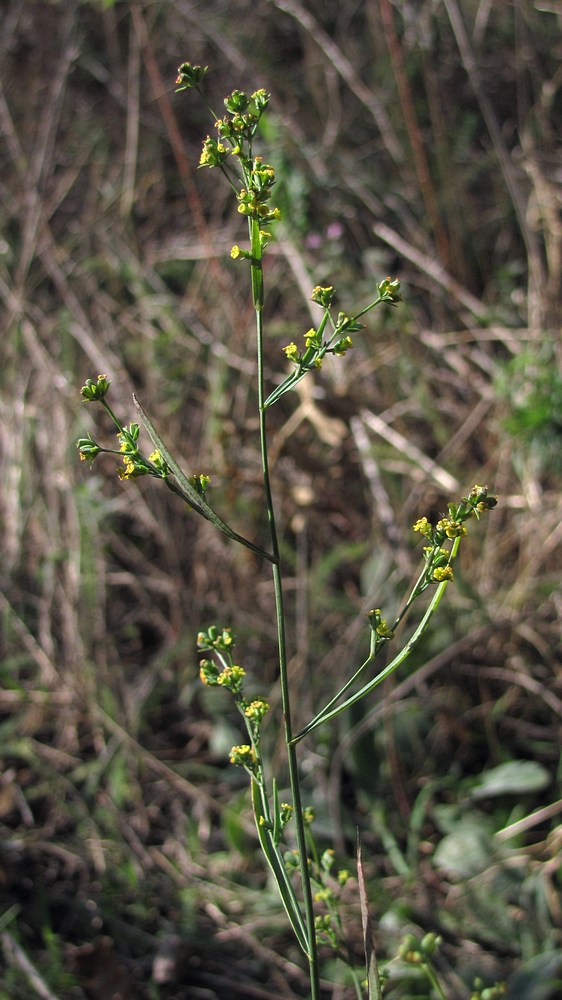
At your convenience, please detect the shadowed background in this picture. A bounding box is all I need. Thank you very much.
[0,1,561,997]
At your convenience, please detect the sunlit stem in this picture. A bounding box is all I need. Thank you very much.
[251,216,320,998]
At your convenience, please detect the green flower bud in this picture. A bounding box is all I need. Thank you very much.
[284,850,300,871]
[80,374,111,402]
[420,932,440,956]
[333,335,353,356]
[199,136,229,168]
[377,276,402,304]
[398,933,420,962]
[320,849,335,873]
[311,286,335,307]
[199,658,220,685]
[224,89,250,114]
[188,473,211,496]
[175,61,208,91]
[77,435,101,463]
[280,802,293,827]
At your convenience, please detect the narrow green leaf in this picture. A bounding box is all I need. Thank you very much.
[264,368,312,408]
[133,395,274,562]
[293,577,452,742]
[251,779,309,956]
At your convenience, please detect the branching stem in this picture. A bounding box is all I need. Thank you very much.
[253,219,320,998]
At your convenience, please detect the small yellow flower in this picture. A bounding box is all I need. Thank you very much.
[117,458,136,480]
[283,342,299,362]
[314,888,334,904]
[229,744,257,772]
[437,517,467,539]
[217,664,245,691]
[244,699,270,722]
[413,517,432,539]
[433,565,454,582]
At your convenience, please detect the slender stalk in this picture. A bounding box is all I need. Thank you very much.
[292,569,456,744]
[252,221,320,998]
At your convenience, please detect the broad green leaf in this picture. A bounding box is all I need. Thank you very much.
[433,818,495,877]
[470,760,551,799]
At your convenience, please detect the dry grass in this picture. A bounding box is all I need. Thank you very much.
[0,2,560,997]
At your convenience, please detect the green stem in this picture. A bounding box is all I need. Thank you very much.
[253,218,320,998]
[421,961,448,1000]
[292,575,456,744]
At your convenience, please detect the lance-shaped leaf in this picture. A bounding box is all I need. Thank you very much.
[133,395,274,563]
[251,779,309,956]
[292,567,457,744]
[357,835,383,1000]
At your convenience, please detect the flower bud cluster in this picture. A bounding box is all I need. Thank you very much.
[188,473,211,497]
[76,434,101,465]
[235,157,280,225]
[199,659,246,693]
[377,276,402,305]
[193,83,280,229]
[368,608,394,654]
[77,377,174,482]
[175,61,208,91]
[306,844,354,953]
[398,931,442,964]
[228,744,257,774]
[80,374,111,402]
[199,136,229,168]
[311,286,335,308]
[197,624,270,771]
[115,425,172,481]
[281,280,401,376]
[197,625,235,652]
[413,485,497,585]
[218,88,270,144]
[470,979,506,1000]
[282,285,364,372]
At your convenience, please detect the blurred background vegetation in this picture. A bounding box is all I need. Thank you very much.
[0,1,560,997]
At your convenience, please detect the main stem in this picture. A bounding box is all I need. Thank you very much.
[252,231,320,999]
